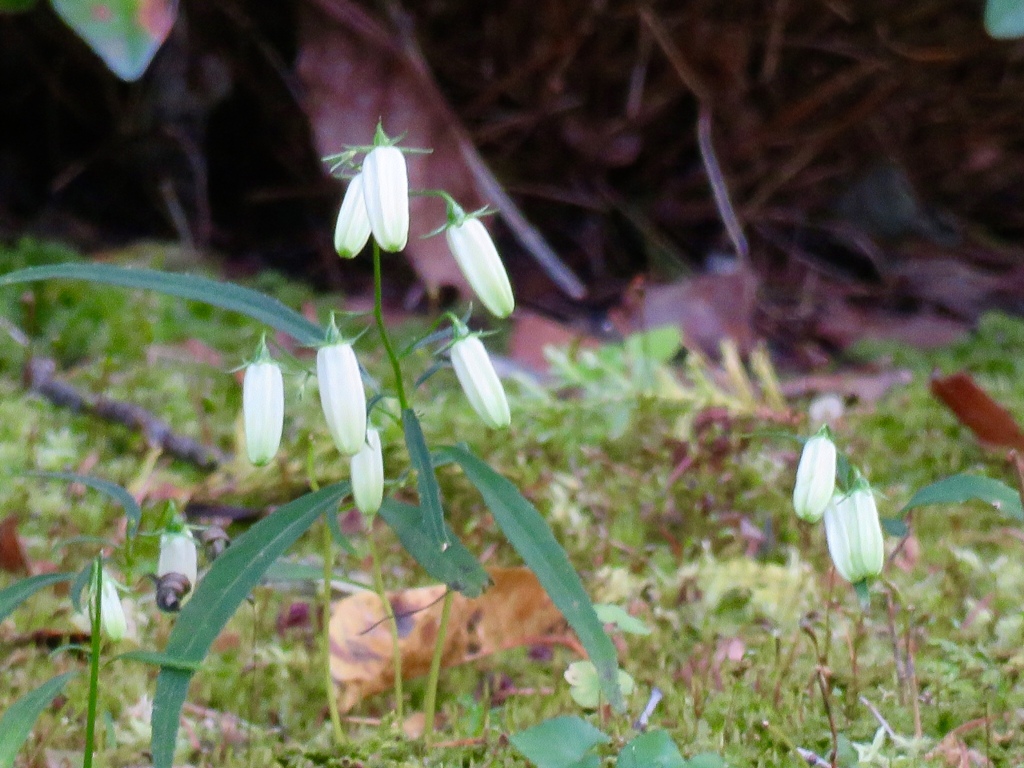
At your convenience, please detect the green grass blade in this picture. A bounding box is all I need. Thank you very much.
[402,409,449,550]
[28,471,142,538]
[0,672,77,768]
[0,572,75,623]
[902,474,1023,520]
[0,263,324,345]
[378,499,489,597]
[150,481,349,768]
[436,445,624,711]
[113,651,203,672]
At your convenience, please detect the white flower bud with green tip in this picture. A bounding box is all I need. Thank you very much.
[158,526,198,587]
[317,320,367,456]
[823,480,885,584]
[90,568,127,642]
[449,323,510,429]
[361,126,409,252]
[334,173,372,258]
[445,210,515,318]
[793,427,837,523]
[351,427,384,517]
[243,338,284,466]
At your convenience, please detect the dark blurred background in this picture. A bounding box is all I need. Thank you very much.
[3,0,1024,363]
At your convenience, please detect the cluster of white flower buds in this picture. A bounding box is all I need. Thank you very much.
[241,124,516,520]
[792,427,885,586]
[333,124,515,320]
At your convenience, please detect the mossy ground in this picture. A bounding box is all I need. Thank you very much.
[1,240,1023,767]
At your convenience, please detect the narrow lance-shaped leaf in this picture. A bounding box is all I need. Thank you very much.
[0,263,324,345]
[150,482,350,768]
[0,572,75,624]
[28,471,142,538]
[436,445,624,711]
[902,474,1024,520]
[403,409,449,550]
[0,672,77,768]
[378,499,489,598]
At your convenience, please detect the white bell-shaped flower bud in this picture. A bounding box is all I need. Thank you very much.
[243,343,284,466]
[334,173,372,258]
[361,144,409,252]
[351,427,384,517]
[317,338,367,456]
[450,332,510,429]
[793,428,837,523]
[158,527,198,587]
[445,216,515,319]
[823,482,885,584]
[90,568,127,642]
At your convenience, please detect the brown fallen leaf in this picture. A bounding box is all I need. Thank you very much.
[329,566,565,711]
[0,515,31,575]
[930,371,1024,451]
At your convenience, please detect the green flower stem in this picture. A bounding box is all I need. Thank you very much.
[321,519,345,747]
[370,535,403,720]
[422,589,453,745]
[372,241,409,412]
[83,558,102,768]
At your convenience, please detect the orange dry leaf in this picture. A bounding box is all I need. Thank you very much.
[930,371,1024,450]
[329,567,565,711]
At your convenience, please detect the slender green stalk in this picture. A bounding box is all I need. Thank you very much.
[372,241,409,411]
[83,558,102,768]
[320,519,345,746]
[370,536,403,720]
[422,589,453,745]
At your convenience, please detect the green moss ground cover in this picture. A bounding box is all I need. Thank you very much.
[1,239,1022,767]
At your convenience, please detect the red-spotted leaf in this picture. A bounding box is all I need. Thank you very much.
[50,0,178,81]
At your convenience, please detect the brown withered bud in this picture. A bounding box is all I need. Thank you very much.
[154,573,192,613]
[200,526,230,561]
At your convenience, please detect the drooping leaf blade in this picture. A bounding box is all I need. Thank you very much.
[113,651,202,672]
[0,572,75,624]
[437,445,624,711]
[28,471,142,537]
[150,481,349,768]
[49,0,177,81]
[378,499,489,597]
[403,409,449,550]
[0,263,323,345]
[0,672,77,768]
[510,715,610,768]
[901,474,1023,520]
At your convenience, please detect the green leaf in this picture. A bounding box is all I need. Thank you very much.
[403,409,449,550]
[565,660,635,709]
[0,263,323,345]
[0,572,75,623]
[150,482,349,768]
[0,0,37,13]
[986,0,1024,38]
[594,604,652,635]
[378,499,489,598]
[0,672,77,768]
[49,0,177,81]
[510,715,610,768]
[28,471,142,538]
[112,650,202,672]
[436,445,624,711]
[617,731,687,768]
[901,474,1023,520]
